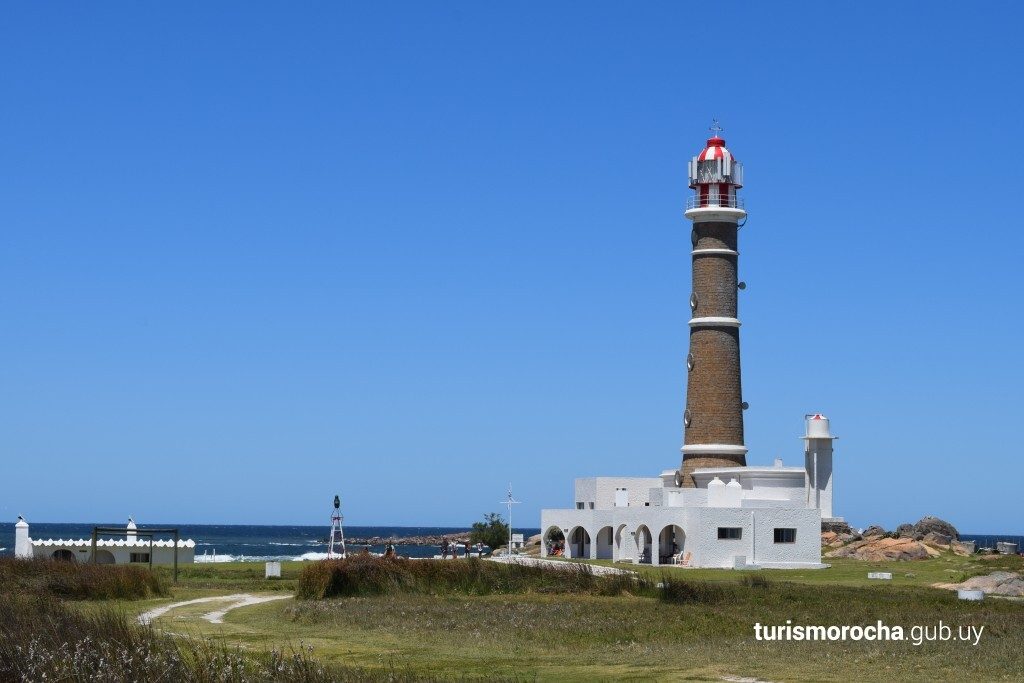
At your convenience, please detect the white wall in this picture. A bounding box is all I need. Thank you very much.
[574,477,663,510]
[540,504,822,568]
[29,542,195,565]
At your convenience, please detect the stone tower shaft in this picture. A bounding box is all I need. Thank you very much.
[679,133,748,487]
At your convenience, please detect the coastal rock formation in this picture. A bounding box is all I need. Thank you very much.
[922,532,952,548]
[950,540,975,556]
[345,531,473,547]
[896,523,919,539]
[825,536,938,561]
[862,525,888,538]
[935,571,1024,597]
[913,516,959,540]
[820,531,859,548]
[821,520,853,536]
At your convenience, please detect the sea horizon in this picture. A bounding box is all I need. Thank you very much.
[2,521,1020,563]
[0,522,545,562]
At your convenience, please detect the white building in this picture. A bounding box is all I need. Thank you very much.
[540,128,840,569]
[14,516,196,566]
[540,414,837,569]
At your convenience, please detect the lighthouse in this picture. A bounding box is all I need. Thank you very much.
[678,123,748,487]
[539,125,837,570]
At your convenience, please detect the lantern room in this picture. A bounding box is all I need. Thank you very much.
[687,136,744,209]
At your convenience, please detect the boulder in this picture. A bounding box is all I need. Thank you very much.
[822,520,853,535]
[862,525,887,538]
[895,523,917,538]
[950,540,975,556]
[922,532,952,548]
[821,530,858,548]
[825,536,934,561]
[913,516,959,541]
[936,571,1024,597]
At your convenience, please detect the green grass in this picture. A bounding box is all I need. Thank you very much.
[574,550,1024,589]
[40,553,1024,681]
[165,576,1023,682]
[152,560,303,592]
[121,554,1023,681]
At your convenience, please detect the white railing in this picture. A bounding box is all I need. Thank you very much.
[686,195,745,210]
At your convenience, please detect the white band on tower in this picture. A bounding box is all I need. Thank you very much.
[681,444,749,455]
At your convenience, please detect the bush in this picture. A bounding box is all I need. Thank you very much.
[0,558,166,600]
[0,593,410,682]
[740,573,771,589]
[469,512,509,550]
[296,555,649,600]
[657,576,726,604]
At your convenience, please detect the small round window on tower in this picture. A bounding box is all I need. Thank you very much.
[686,353,694,371]
[690,228,698,247]
[689,293,698,311]
[683,409,692,427]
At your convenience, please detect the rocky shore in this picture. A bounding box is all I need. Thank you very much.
[343,531,474,547]
[821,516,977,561]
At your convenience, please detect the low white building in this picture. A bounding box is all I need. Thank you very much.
[14,517,195,566]
[540,415,838,569]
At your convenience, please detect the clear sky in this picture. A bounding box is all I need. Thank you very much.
[2,3,1022,533]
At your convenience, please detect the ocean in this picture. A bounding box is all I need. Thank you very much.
[0,524,1019,562]
[0,523,542,562]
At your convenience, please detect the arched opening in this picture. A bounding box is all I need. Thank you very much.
[567,527,591,559]
[51,549,76,562]
[542,526,565,558]
[94,549,116,565]
[614,524,631,562]
[595,526,614,560]
[658,525,686,565]
[635,525,653,565]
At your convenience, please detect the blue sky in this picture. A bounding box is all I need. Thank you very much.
[2,3,1022,533]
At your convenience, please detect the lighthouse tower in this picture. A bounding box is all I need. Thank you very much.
[678,123,748,487]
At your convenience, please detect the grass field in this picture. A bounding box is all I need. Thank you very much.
[115,552,1024,682]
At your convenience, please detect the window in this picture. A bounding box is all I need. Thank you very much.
[717,527,742,540]
[588,502,594,509]
[576,502,584,510]
[774,528,797,544]
[130,552,150,563]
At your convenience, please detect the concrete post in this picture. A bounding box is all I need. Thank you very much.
[15,516,31,558]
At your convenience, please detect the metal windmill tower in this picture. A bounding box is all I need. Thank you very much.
[327,494,347,559]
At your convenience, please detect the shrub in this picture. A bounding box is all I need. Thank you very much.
[740,573,771,589]
[0,593,415,682]
[0,558,166,600]
[296,556,647,600]
[469,512,509,550]
[657,575,726,604]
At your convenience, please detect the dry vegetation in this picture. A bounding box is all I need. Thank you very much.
[0,557,166,600]
[296,554,646,599]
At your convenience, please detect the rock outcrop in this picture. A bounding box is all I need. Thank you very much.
[896,523,919,539]
[862,525,887,538]
[922,532,952,548]
[913,516,959,540]
[950,540,975,556]
[935,571,1024,597]
[822,520,853,536]
[825,536,938,561]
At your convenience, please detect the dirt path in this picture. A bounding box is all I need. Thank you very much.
[138,593,291,626]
